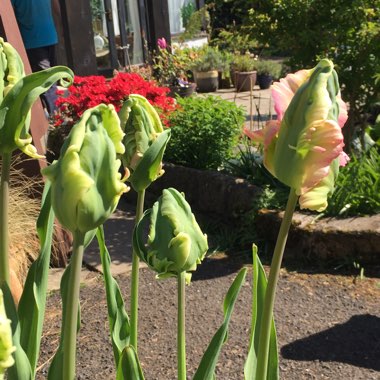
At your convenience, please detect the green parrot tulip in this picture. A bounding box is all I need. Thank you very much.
[42,104,129,234]
[0,290,15,377]
[119,94,171,191]
[0,38,73,159]
[133,188,208,283]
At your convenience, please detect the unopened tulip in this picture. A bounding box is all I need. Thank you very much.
[157,38,167,50]
[133,188,208,282]
[120,94,170,191]
[42,104,129,234]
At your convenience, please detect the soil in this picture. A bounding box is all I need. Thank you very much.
[37,253,380,380]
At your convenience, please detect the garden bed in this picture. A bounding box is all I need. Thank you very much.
[143,163,380,263]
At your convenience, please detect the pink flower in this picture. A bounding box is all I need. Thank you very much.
[245,59,349,211]
[157,38,167,50]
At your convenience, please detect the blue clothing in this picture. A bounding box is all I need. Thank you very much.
[11,0,58,49]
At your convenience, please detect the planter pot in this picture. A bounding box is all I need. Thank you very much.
[230,69,236,86]
[168,83,197,98]
[218,72,232,89]
[257,73,273,89]
[194,70,219,93]
[235,71,257,92]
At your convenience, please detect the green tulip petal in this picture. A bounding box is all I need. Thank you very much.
[42,104,129,234]
[0,64,73,158]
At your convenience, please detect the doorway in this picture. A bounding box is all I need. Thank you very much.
[90,0,145,74]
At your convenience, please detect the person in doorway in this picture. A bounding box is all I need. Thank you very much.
[11,0,60,114]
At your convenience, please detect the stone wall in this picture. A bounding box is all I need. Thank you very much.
[126,163,380,263]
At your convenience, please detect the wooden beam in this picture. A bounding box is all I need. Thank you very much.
[145,0,171,51]
[58,0,98,76]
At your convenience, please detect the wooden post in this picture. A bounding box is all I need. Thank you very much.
[145,0,171,51]
[58,0,98,76]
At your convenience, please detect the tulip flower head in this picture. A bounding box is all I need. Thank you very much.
[120,94,170,191]
[245,59,348,211]
[157,38,167,50]
[42,104,129,234]
[134,188,208,283]
[0,38,73,159]
[0,290,15,375]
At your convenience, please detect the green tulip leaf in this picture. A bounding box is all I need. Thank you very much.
[116,345,145,380]
[129,128,171,191]
[244,245,279,380]
[47,259,81,380]
[1,284,32,380]
[17,181,55,377]
[96,226,130,367]
[0,66,73,157]
[193,267,247,380]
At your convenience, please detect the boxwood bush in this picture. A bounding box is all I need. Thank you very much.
[165,95,245,170]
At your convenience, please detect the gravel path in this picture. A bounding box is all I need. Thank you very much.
[38,253,380,380]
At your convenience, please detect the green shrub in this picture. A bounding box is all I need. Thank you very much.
[255,60,282,79]
[165,95,245,170]
[232,53,257,72]
[192,46,224,72]
[324,146,380,216]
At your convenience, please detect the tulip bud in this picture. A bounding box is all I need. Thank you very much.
[133,188,208,282]
[0,38,73,159]
[0,290,15,375]
[120,94,170,191]
[42,104,129,234]
[157,38,167,50]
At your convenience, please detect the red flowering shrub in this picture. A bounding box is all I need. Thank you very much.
[54,72,176,128]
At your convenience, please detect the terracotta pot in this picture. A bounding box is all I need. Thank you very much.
[235,71,257,92]
[194,70,219,93]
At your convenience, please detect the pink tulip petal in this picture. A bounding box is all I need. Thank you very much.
[337,93,348,128]
[299,163,337,212]
[244,120,280,147]
[244,120,281,176]
[272,69,311,121]
[298,119,344,194]
[339,151,350,166]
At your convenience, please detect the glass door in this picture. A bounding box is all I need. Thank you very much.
[90,0,144,74]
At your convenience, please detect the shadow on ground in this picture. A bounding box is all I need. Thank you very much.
[281,314,380,371]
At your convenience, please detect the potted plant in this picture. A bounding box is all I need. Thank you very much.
[152,38,196,97]
[232,53,257,92]
[218,51,233,89]
[255,59,283,89]
[192,46,224,92]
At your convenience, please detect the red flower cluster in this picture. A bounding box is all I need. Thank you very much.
[54,72,177,128]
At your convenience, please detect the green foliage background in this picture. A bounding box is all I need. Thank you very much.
[165,95,245,170]
[207,0,380,145]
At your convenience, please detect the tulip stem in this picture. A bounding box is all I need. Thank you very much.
[255,188,298,379]
[177,271,186,380]
[130,189,145,350]
[0,153,11,287]
[63,230,85,380]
